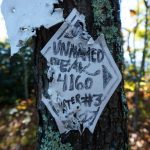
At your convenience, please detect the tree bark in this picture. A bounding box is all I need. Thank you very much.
[34,0,128,149]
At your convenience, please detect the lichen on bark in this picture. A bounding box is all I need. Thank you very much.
[92,0,128,115]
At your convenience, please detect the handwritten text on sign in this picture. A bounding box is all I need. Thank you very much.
[41,9,122,134]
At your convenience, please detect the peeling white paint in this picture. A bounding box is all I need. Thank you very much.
[1,0,64,55]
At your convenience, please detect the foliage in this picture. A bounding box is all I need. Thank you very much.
[0,41,34,104]
[123,0,150,113]
[0,98,37,150]
[122,0,150,149]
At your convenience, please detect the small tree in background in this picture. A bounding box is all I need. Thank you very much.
[123,0,150,130]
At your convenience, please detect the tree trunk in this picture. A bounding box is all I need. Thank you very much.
[34,0,128,149]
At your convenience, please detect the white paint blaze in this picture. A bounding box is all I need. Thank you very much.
[1,0,64,55]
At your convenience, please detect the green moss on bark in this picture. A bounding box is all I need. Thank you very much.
[92,0,128,116]
[39,115,72,150]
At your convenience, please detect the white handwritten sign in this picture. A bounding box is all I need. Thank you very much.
[41,9,122,134]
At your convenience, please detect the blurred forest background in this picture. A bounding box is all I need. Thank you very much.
[0,0,149,150]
